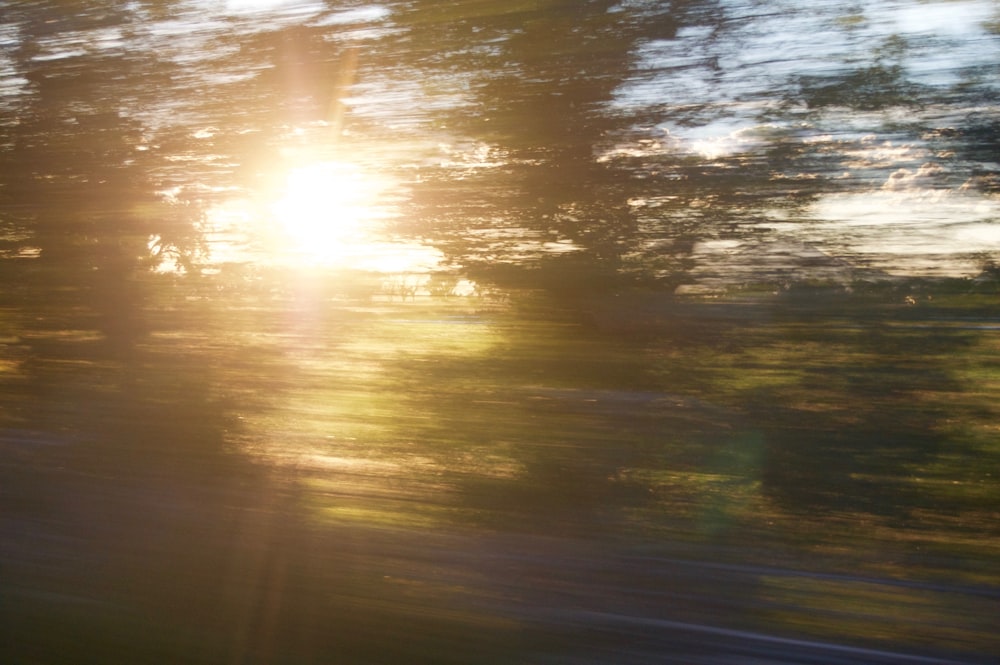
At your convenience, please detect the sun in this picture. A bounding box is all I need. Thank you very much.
[201,160,440,272]
[270,161,389,261]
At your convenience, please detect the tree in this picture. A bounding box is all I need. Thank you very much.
[0,1,201,347]
[388,0,681,291]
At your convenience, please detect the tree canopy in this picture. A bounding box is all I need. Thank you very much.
[1,0,997,296]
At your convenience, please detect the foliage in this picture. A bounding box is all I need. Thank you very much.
[2,3,999,662]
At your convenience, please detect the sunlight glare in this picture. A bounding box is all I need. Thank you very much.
[271,161,389,260]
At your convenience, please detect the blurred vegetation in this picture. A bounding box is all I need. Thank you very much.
[2,0,999,662]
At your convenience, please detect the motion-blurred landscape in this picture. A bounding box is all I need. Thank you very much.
[1,1,998,663]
